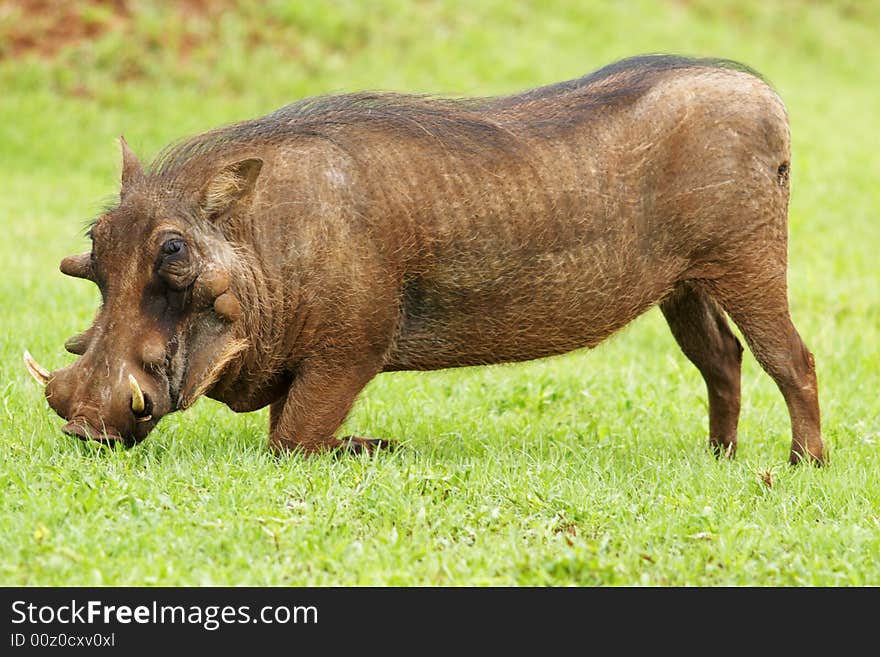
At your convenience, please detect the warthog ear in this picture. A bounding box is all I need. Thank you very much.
[199,158,263,220]
[119,135,144,194]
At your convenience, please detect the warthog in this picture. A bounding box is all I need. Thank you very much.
[25,55,824,464]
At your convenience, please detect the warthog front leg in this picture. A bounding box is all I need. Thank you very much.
[268,359,391,455]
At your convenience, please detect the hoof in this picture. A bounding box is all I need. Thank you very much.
[789,449,825,467]
[710,440,737,459]
[338,436,395,455]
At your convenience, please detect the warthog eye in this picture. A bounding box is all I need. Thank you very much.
[161,238,185,258]
[157,236,195,291]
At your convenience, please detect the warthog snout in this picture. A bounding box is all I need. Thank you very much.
[25,350,162,447]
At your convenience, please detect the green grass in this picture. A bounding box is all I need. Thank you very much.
[1,0,878,586]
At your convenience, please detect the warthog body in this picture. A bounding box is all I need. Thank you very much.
[28,55,824,463]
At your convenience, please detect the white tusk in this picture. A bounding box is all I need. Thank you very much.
[129,373,145,413]
[23,350,51,386]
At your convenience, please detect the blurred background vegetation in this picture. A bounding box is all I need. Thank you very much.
[2,0,878,172]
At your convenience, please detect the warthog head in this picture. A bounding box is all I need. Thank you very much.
[25,138,259,446]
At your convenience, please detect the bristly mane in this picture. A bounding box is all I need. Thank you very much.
[149,54,764,176]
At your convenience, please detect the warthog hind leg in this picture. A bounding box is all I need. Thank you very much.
[661,282,743,458]
[708,267,824,465]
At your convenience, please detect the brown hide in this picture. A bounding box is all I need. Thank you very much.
[32,56,823,463]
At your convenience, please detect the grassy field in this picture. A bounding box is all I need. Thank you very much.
[1,1,878,586]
